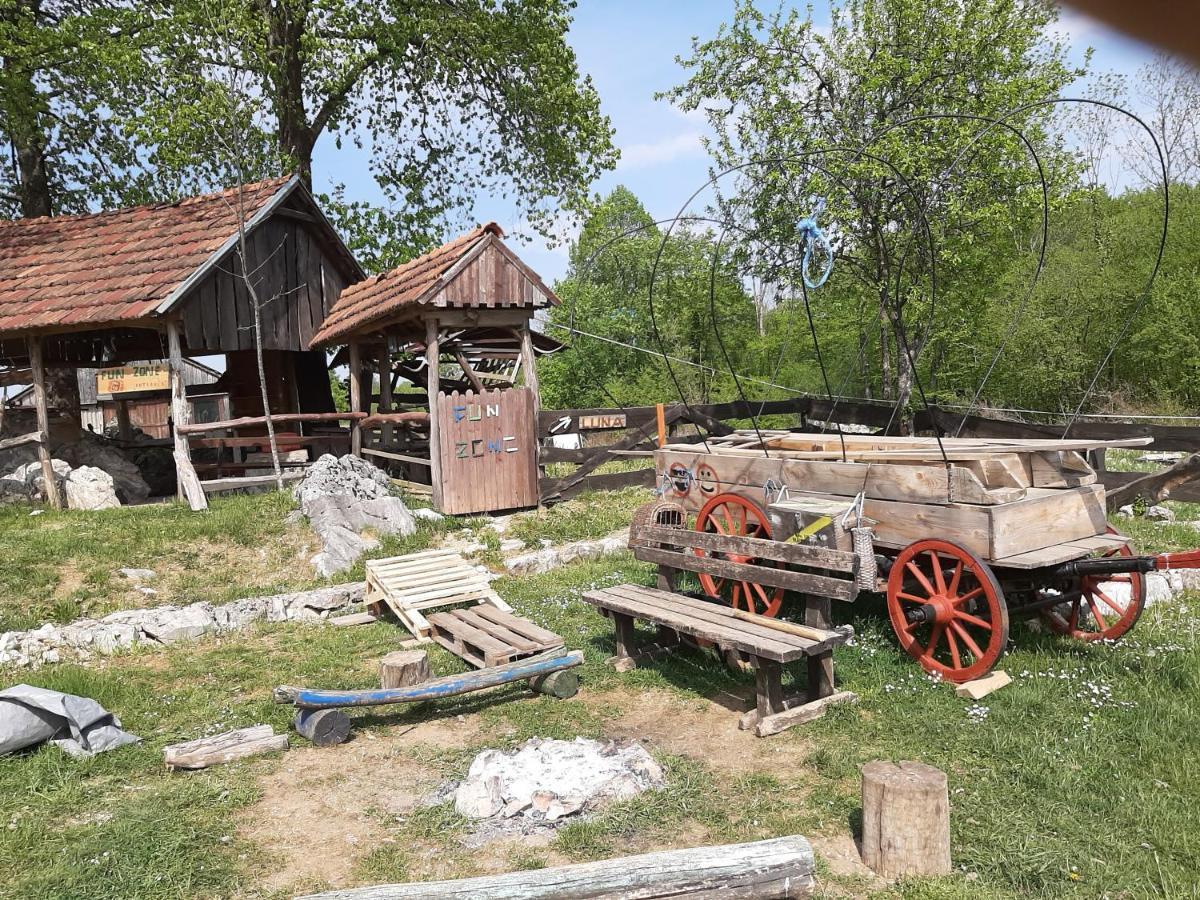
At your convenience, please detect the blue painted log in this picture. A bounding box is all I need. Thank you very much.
[274,649,583,710]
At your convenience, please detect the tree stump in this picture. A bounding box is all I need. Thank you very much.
[529,669,580,698]
[860,760,951,879]
[294,709,352,747]
[380,650,431,689]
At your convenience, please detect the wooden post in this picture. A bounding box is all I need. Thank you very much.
[379,650,430,688]
[860,760,951,879]
[518,319,540,405]
[167,320,208,510]
[655,402,667,448]
[519,320,543,492]
[425,317,443,510]
[804,596,834,700]
[26,336,62,509]
[115,399,132,441]
[378,350,393,448]
[348,340,363,457]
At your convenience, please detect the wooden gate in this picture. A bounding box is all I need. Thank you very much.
[436,387,538,515]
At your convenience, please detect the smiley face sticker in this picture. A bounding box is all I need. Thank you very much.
[695,463,720,497]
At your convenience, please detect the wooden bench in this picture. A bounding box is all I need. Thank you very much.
[582,584,854,736]
[582,500,859,736]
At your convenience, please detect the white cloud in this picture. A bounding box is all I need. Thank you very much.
[619,131,706,170]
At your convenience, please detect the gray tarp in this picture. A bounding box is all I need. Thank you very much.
[0,684,140,758]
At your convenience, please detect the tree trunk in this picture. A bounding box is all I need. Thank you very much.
[2,1,54,218]
[261,0,314,186]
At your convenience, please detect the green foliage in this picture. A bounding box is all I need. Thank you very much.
[665,0,1082,409]
[539,186,760,408]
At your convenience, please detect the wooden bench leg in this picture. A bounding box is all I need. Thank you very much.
[611,612,637,671]
[754,659,785,719]
[807,652,835,701]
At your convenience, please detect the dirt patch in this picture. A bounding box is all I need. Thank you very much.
[809,832,889,892]
[596,686,809,773]
[240,716,479,894]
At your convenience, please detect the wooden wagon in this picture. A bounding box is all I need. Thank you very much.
[649,430,1200,683]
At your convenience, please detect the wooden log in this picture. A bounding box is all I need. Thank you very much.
[528,669,580,699]
[199,471,306,493]
[26,337,62,509]
[294,708,353,747]
[359,411,431,429]
[860,760,951,879]
[164,725,288,769]
[296,834,815,899]
[379,650,431,688]
[349,340,363,456]
[274,648,582,710]
[742,690,857,738]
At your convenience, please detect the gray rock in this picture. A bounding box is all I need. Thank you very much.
[499,538,525,553]
[63,466,121,510]
[310,523,379,577]
[505,531,629,576]
[1116,504,1135,518]
[1146,505,1176,522]
[293,453,392,513]
[412,507,444,522]
[141,603,216,644]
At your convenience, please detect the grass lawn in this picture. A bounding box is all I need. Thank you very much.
[0,487,1198,898]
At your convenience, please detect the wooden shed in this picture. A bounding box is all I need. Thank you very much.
[0,175,363,507]
[311,223,560,515]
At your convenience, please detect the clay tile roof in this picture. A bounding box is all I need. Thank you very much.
[311,222,557,346]
[0,175,295,335]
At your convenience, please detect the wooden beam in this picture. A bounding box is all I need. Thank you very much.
[362,448,432,467]
[295,835,816,899]
[26,336,62,509]
[115,399,132,441]
[167,320,207,510]
[177,411,365,436]
[453,350,486,393]
[378,352,393,446]
[348,340,363,457]
[200,470,306,494]
[1105,451,1200,509]
[425,317,444,510]
[0,430,45,452]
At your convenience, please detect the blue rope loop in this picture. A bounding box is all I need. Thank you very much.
[798,197,833,289]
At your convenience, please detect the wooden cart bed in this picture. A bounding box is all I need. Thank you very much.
[656,431,1149,564]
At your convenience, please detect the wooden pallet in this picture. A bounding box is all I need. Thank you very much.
[426,605,564,668]
[365,548,512,640]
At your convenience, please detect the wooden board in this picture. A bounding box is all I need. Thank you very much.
[436,387,538,515]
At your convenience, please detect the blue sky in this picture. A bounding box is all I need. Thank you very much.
[312,1,1161,284]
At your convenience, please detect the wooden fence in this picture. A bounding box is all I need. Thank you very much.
[537,396,1200,505]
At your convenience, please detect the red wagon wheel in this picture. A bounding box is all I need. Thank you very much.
[887,539,1010,683]
[1042,527,1146,642]
[694,493,785,617]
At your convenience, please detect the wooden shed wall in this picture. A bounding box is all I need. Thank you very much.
[177,216,351,353]
[436,243,553,309]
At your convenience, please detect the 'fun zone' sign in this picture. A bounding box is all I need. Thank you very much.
[96,363,169,395]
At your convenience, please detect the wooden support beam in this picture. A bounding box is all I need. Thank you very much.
[297,836,816,899]
[177,411,365,435]
[25,336,62,509]
[0,430,46,452]
[167,320,208,510]
[115,399,132,441]
[453,349,486,393]
[425,317,443,511]
[348,340,363,457]
[378,352,393,446]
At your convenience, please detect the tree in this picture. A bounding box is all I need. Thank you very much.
[0,1,155,217]
[539,186,759,409]
[132,0,617,260]
[666,0,1082,417]
[1125,52,1200,187]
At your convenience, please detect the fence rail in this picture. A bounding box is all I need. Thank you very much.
[538,397,1200,505]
